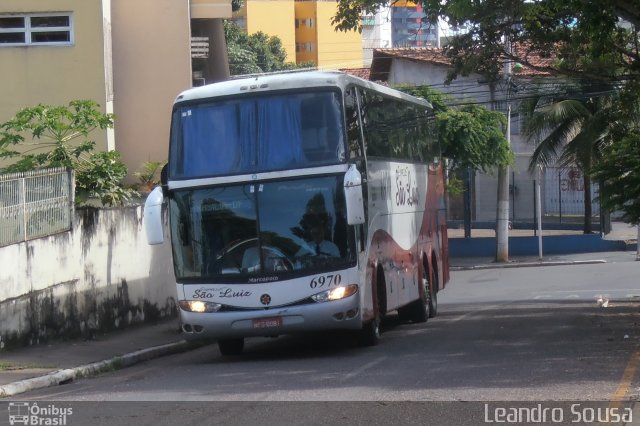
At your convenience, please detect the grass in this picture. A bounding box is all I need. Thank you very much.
[0,361,51,371]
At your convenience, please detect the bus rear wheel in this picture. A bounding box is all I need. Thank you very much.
[218,338,244,356]
[429,264,438,318]
[408,265,432,323]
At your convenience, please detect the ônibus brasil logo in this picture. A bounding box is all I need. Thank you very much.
[8,402,72,426]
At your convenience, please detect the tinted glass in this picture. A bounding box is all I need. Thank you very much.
[31,31,70,43]
[0,17,24,29]
[0,33,25,43]
[169,175,355,281]
[30,16,70,28]
[169,90,346,179]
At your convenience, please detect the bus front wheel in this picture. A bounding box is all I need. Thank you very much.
[218,338,244,356]
[358,317,380,347]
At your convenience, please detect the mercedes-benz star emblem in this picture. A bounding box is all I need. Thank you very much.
[260,294,271,305]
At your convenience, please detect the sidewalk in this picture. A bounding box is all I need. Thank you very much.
[0,318,203,398]
[450,249,638,270]
[1,249,638,399]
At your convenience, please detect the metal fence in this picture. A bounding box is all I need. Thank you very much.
[447,165,601,232]
[543,166,599,219]
[501,166,600,224]
[0,168,73,247]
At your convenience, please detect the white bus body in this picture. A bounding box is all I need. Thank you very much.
[145,71,449,355]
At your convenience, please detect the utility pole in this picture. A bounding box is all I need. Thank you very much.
[496,26,512,263]
[536,165,543,260]
[637,225,640,261]
[496,104,511,262]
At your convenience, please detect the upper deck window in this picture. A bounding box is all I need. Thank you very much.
[0,13,73,46]
[169,90,346,179]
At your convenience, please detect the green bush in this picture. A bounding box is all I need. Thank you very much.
[0,100,136,206]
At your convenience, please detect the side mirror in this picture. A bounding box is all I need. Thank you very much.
[144,186,165,245]
[344,164,365,225]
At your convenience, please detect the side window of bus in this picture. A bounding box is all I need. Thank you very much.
[344,86,364,160]
[362,91,435,163]
[300,93,342,163]
[361,89,390,158]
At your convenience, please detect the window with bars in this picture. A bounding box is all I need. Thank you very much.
[0,13,73,46]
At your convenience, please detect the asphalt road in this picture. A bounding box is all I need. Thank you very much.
[4,254,640,425]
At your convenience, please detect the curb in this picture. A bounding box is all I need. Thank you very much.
[451,259,607,271]
[0,340,204,398]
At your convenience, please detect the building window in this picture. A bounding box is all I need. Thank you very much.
[295,42,315,53]
[296,18,314,29]
[0,13,73,46]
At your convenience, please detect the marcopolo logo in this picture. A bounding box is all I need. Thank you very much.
[8,402,72,426]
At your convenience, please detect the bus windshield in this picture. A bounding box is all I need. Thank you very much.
[169,175,356,281]
[169,90,346,179]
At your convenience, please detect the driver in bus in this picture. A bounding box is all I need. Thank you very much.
[296,216,340,257]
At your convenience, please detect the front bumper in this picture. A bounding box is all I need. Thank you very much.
[179,294,361,339]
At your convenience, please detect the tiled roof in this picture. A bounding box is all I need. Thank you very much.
[370,46,554,81]
[509,44,555,77]
[340,67,371,80]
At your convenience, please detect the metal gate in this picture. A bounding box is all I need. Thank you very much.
[0,168,73,246]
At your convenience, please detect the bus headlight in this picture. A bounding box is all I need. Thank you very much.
[311,284,358,303]
[178,300,222,313]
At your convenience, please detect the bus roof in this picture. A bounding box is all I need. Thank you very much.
[174,70,432,109]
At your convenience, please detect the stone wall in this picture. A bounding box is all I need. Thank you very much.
[0,205,176,350]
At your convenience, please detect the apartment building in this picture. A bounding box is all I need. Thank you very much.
[0,0,231,180]
[233,0,363,69]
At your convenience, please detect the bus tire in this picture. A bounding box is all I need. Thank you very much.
[358,317,380,347]
[397,305,412,323]
[429,262,438,318]
[359,268,384,346]
[409,264,432,323]
[218,338,244,356]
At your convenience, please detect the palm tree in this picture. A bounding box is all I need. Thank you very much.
[520,80,614,234]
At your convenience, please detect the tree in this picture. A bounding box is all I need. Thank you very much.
[520,81,615,233]
[0,100,137,206]
[397,84,512,245]
[397,84,512,180]
[592,129,640,225]
[225,21,309,76]
[333,0,640,224]
[334,0,640,84]
[592,85,640,224]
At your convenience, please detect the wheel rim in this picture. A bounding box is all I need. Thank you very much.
[422,268,432,318]
[373,319,380,338]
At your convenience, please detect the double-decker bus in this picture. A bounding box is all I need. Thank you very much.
[144,71,449,355]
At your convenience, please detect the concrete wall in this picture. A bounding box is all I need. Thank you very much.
[0,206,176,350]
[247,0,296,62]
[111,0,192,182]
[315,1,362,69]
[449,234,628,258]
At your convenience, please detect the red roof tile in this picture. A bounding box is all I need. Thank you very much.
[340,67,371,80]
[370,46,554,81]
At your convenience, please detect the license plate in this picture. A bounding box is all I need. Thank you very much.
[252,316,283,329]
